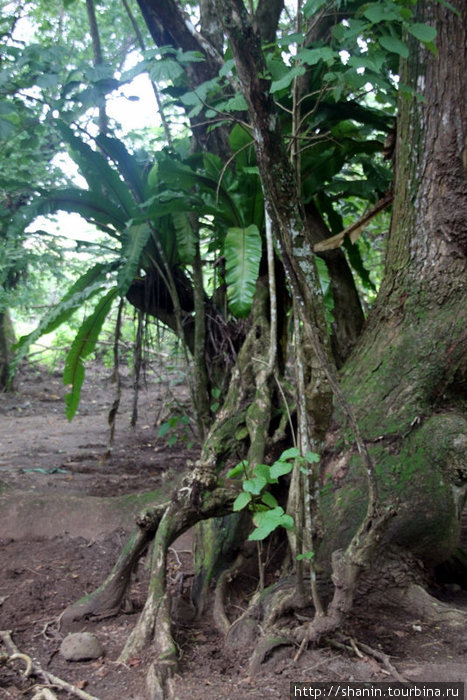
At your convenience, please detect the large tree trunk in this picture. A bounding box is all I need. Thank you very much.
[324,0,467,570]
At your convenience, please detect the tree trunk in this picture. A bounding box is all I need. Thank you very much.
[0,310,15,391]
[322,0,467,570]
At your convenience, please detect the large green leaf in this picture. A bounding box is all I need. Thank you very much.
[224,224,262,318]
[63,287,118,420]
[96,133,145,203]
[23,189,128,236]
[13,262,114,367]
[55,121,138,219]
[157,157,242,227]
[378,35,409,59]
[117,222,152,295]
[172,212,196,264]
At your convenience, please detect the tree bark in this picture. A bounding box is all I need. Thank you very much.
[0,310,15,391]
[323,0,467,569]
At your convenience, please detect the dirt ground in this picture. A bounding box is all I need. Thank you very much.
[1,360,466,699]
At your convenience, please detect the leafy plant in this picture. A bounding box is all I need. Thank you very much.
[227,447,319,541]
[157,414,193,448]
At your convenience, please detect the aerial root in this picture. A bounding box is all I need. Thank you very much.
[0,629,100,700]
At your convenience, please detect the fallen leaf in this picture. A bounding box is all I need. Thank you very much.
[127,657,142,667]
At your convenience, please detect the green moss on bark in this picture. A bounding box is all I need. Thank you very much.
[320,414,467,568]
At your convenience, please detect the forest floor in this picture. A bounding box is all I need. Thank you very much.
[1,360,466,699]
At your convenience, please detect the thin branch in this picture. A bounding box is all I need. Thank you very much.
[314,191,394,252]
[86,0,108,135]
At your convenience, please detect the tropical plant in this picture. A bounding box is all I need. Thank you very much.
[4,0,466,696]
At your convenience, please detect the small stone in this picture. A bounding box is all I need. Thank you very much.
[60,632,104,661]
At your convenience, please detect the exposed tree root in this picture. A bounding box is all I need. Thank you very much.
[61,501,169,629]
[328,634,409,683]
[386,584,467,627]
[248,633,294,676]
[213,552,245,635]
[114,475,239,696]
[293,504,396,646]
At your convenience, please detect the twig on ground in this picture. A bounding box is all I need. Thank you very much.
[0,629,101,700]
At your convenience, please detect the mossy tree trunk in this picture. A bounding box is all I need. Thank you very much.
[323,0,467,571]
[0,309,15,391]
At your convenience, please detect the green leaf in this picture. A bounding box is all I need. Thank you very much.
[0,117,16,139]
[220,93,248,113]
[229,124,254,171]
[149,57,184,83]
[305,451,320,464]
[249,507,294,541]
[434,0,460,17]
[172,211,196,264]
[407,23,437,44]
[303,0,328,18]
[297,47,336,67]
[270,460,294,479]
[270,65,306,93]
[158,422,171,438]
[96,133,145,202]
[55,121,137,219]
[297,551,315,561]
[254,463,275,483]
[280,447,300,460]
[117,223,152,295]
[243,475,267,495]
[233,491,252,511]
[234,426,249,440]
[379,35,409,59]
[224,224,262,318]
[227,460,248,478]
[13,262,113,366]
[13,188,128,237]
[63,288,118,420]
[36,72,59,89]
[363,3,403,23]
[261,492,279,508]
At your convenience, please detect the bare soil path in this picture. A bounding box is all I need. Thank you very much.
[1,362,466,699]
